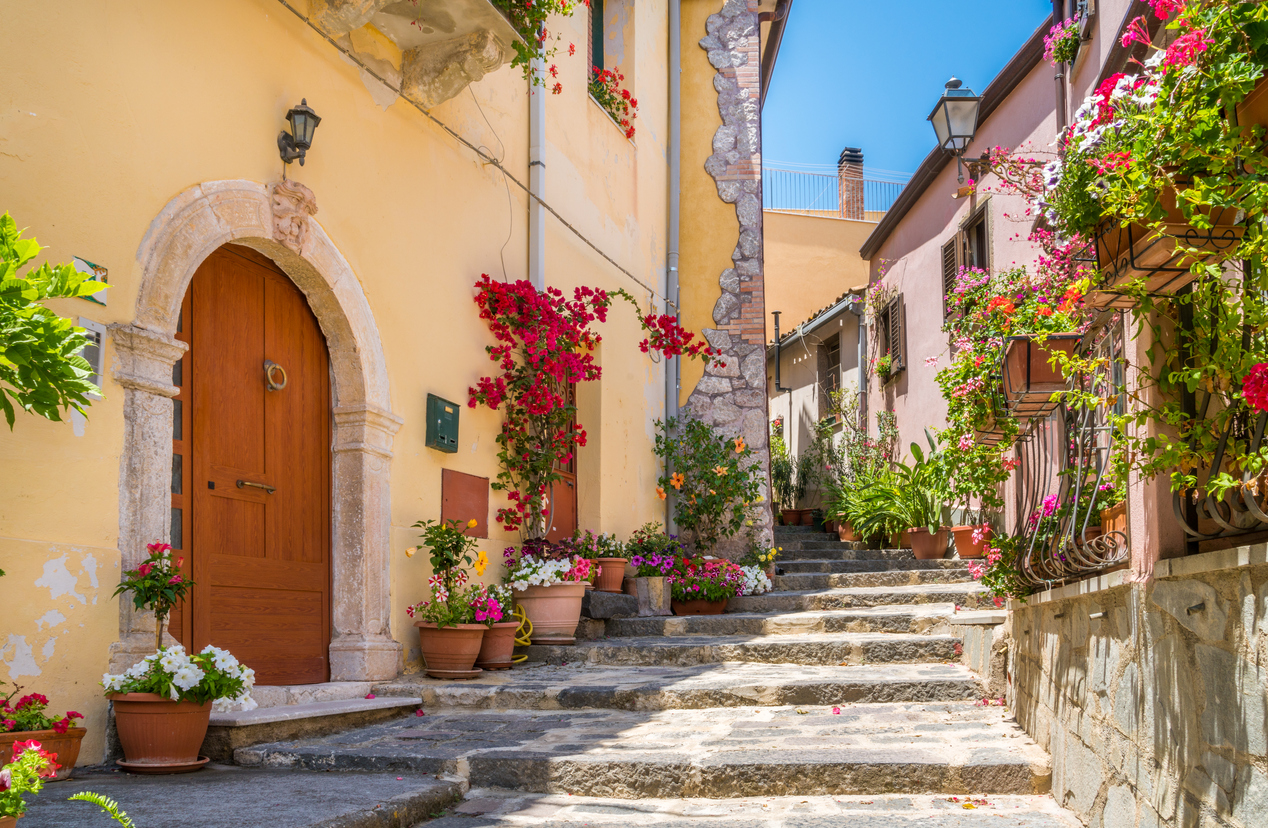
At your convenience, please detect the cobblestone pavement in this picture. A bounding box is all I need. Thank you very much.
[427,790,1083,827]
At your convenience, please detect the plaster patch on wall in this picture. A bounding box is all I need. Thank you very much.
[41,637,56,661]
[34,555,86,604]
[35,610,66,631]
[81,552,100,591]
[1,635,41,679]
[71,409,86,437]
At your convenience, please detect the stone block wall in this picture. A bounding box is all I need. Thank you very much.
[1008,548,1268,828]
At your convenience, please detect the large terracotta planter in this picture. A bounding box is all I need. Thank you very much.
[109,693,211,772]
[671,598,727,616]
[513,581,587,644]
[415,622,486,676]
[475,621,519,671]
[890,532,913,549]
[0,727,86,781]
[779,508,799,525]
[623,576,671,616]
[950,525,990,559]
[799,509,815,526]
[595,558,628,593]
[1002,334,1080,421]
[0,816,15,828]
[1101,502,1128,537]
[1091,188,1244,308]
[838,522,860,542]
[908,528,948,560]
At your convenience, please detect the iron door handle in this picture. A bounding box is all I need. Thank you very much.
[237,480,276,494]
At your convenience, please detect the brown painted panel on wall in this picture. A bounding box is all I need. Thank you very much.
[441,469,489,538]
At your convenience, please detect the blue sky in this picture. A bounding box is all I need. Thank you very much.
[763,0,1053,177]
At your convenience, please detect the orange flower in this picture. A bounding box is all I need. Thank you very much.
[713,465,728,476]
[656,486,667,501]
[670,472,685,490]
[733,437,746,453]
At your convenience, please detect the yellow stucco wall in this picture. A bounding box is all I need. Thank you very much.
[763,212,873,329]
[677,0,738,407]
[0,0,677,763]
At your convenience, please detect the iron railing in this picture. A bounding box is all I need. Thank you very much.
[762,168,909,219]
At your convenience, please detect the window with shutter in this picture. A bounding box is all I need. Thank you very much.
[941,239,959,316]
[882,294,905,375]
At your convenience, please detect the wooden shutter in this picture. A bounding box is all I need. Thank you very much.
[941,238,959,316]
[886,294,904,372]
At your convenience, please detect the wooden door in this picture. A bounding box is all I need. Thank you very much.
[180,244,331,685]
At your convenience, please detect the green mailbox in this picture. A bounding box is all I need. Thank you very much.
[426,394,460,453]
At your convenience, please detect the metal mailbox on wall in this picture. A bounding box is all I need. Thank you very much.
[425,394,459,453]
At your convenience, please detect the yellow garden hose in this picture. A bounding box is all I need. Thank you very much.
[511,604,532,664]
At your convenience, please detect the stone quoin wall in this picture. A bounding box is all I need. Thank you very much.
[1008,547,1268,828]
[683,0,772,557]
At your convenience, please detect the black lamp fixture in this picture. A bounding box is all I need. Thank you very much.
[277,99,321,166]
[928,78,985,184]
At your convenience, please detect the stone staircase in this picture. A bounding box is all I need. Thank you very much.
[235,526,1078,826]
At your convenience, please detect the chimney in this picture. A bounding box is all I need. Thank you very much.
[838,147,864,220]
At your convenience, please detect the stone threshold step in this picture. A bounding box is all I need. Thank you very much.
[731,584,991,614]
[522,631,960,666]
[236,703,1051,798]
[203,696,422,762]
[372,662,983,710]
[607,605,958,637]
[18,765,463,828]
[436,790,1082,827]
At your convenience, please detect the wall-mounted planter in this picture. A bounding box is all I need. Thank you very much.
[1002,334,1080,421]
[1101,502,1128,537]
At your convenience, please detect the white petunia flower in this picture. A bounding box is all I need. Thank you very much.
[172,664,206,691]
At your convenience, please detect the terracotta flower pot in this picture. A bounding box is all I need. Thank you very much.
[623,576,671,616]
[513,581,587,644]
[1077,525,1104,546]
[799,509,815,526]
[0,816,15,828]
[109,693,211,769]
[1002,334,1080,421]
[671,598,727,616]
[475,621,520,671]
[1101,502,1128,536]
[823,519,838,534]
[595,558,628,593]
[890,532,913,549]
[908,528,948,560]
[415,622,486,676]
[838,522,860,542]
[950,525,990,559]
[780,508,799,525]
[0,727,86,780]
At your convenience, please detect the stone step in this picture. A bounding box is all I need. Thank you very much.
[729,583,991,614]
[433,791,1083,827]
[773,571,975,591]
[372,662,983,709]
[772,525,829,535]
[202,695,423,762]
[236,703,1052,798]
[776,558,971,573]
[522,631,959,667]
[607,605,957,637]
[781,546,949,561]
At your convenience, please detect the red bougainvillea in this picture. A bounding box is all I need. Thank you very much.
[1243,364,1268,414]
[469,276,716,536]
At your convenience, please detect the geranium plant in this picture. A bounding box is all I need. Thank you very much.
[0,739,58,819]
[589,66,638,139]
[654,417,763,551]
[112,541,192,652]
[489,0,589,92]
[0,683,82,734]
[1043,18,1081,66]
[101,645,257,712]
[501,540,594,590]
[966,534,1026,604]
[666,557,746,602]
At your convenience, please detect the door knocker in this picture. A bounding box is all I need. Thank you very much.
[264,360,288,391]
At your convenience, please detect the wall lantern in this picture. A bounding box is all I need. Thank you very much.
[277,99,321,166]
[928,78,982,183]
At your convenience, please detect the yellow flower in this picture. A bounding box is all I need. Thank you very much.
[713,465,727,476]
[467,518,479,529]
[670,472,684,490]
[473,550,489,576]
[405,547,418,558]
[656,486,667,501]
[755,495,764,503]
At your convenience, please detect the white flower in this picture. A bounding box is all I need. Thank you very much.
[102,674,125,692]
[159,651,189,673]
[172,663,206,691]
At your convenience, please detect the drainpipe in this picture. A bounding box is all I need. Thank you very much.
[849,297,866,435]
[529,55,546,290]
[772,311,791,393]
[665,0,682,533]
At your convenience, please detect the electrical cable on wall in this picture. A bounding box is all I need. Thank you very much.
[273,0,672,313]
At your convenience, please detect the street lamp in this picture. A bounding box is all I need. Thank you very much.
[278,99,321,166]
[928,78,983,183]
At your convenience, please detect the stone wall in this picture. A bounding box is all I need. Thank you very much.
[685,0,772,558]
[1008,547,1268,828]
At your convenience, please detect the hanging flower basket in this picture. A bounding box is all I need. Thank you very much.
[1002,334,1080,421]
[1089,190,1244,308]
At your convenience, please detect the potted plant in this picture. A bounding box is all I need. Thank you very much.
[667,557,745,615]
[472,584,519,672]
[855,433,951,559]
[622,522,680,617]
[876,352,894,383]
[0,684,84,780]
[1,739,58,825]
[504,541,590,644]
[1002,333,1082,421]
[740,540,780,582]
[592,532,629,593]
[406,518,489,678]
[104,541,256,772]
[654,418,762,553]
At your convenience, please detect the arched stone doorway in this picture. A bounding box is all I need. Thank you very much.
[109,180,403,682]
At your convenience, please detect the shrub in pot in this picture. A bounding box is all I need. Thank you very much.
[1,684,85,781]
[504,541,592,644]
[654,417,762,553]
[853,432,951,559]
[405,517,490,677]
[0,739,58,823]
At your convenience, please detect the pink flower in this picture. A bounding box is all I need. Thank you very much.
[1148,0,1181,18]
[1245,364,1268,413]
[137,562,153,577]
[415,709,426,717]
[168,574,182,585]
[365,693,376,700]
[925,355,939,367]
[1042,494,1060,517]
[831,707,841,714]
[1163,30,1211,68]
[1120,16,1150,49]
[958,434,974,451]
